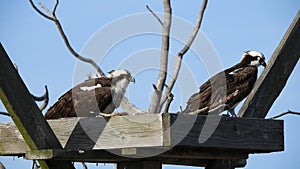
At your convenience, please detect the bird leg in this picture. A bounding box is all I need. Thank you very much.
[228,109,237,117]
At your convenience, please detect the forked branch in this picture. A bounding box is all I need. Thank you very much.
[270,110,300,119]
[148,0,172,113]
[159,0,208,111]
[29,0,142,114]
[146,5,163,26]
[28,0,105,77]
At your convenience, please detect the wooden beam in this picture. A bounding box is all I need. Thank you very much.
[172,115,283,152]
[24,148,248,162]
[0,43,74,169]
[115,161,162,169]
[0,115,283,155]
[206,159,246,169]
[238,10,300,118]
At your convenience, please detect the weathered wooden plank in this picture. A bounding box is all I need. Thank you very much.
[24,147,248,161]
[0,115,283,155]
[0,114,169,155]
[238,10,300,118]
[0,43,74,169]
[115,161,162,169]
[172,115,284,152]
[0,122,30,155]
[51,114,169,149]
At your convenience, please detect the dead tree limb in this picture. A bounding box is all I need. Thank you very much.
[146,5,163,26]
[31,85,48,102]
[158,0,208,111]
[270,110,300,119]
[163,93,174,113]
[31,85,49,111]
[0,111,10,117]
[29,0,105,77]
[29,0,142,114]
[148,0,172,114]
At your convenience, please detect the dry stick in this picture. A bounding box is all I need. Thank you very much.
[29,0,142,113]
[158,0,208,111]
[270,110,300,119]
[0,111,10,117]
[31,85,48,102]
[146,5,163,26]
[163,93,174,113]
[29,0,105,77]
[149,0,172,114]
[34,85,49,111]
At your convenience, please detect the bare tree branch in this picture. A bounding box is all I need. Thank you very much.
[148,0,172,114]
[0,112,10,117]
[31,85,48,101]
[28,0,54,21]
[146,5,163,26]
[29,0,143,114]
[31,85,49,111]
[81,162,88,169]
[270,110,300,119]
[38,2,52,16]
[158,0,208,111]
[29,0,106,77]
[163,93,174,113]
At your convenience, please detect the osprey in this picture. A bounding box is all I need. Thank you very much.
[45,69,135,119]
[182,50,266,116]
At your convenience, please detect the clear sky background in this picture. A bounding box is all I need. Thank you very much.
[1,0,300,169]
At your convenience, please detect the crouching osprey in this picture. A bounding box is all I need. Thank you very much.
[45,69,135,119]
[182,50,266,116]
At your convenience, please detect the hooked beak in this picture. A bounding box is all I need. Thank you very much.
[261,60,267,68]
[130,77,135,83]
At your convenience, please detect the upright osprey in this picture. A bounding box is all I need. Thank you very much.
[45,69,135,119]
[182,50,266,116]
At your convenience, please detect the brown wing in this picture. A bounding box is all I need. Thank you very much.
[45,77,113,119]
[225,66,258,108]
[44,90,74,119]
[182,65,258,114]
[73,87,113,117]
[199,66,258,111]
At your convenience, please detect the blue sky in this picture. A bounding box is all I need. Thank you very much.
[1,0,300,169]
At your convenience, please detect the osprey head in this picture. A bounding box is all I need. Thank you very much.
[107,69,135,83]
[241,50,266,68]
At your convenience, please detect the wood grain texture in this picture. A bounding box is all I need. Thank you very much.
[0,115,283,155]
[0,43,74,169]
[172,115,284,152]
[238,10,300,118]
